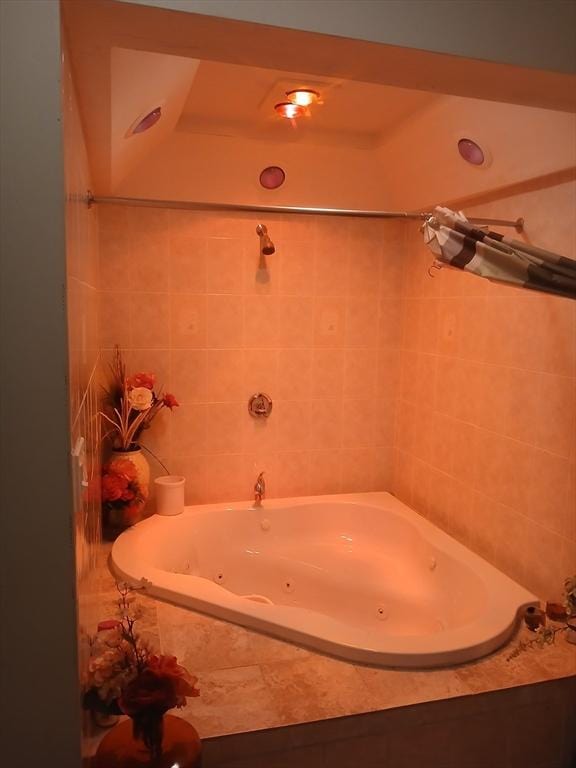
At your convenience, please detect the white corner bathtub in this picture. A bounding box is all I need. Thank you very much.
[111,492,536,668]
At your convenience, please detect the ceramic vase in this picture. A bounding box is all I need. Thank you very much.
[93,714,202,768]
[105,448,150,532]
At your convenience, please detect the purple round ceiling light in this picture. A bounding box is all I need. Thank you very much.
[259,166,286,190]
[458,138,485,166]
[131,107,162,135]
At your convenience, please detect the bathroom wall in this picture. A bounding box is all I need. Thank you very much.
[62,35,103,755]
[115,130,396,211]
[376,97,576,211]
[98,207,403,503]
[63,46,101,585]
[392,178,576,600]
[0,2,83,766]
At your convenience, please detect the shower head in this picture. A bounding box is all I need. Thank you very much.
[256,223,275,255]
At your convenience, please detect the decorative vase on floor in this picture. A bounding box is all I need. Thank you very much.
[93,714,202,768]
[104,447,150,534]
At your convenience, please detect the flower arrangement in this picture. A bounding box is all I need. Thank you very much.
[507,574,576,660]
[564,575,576,616]
[101,458,145,527]
[100,347,179,453]
[100,348,179,529]
[83,585,199,759]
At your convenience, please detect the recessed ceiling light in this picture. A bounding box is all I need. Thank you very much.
[259,166,286,190]
[286,88,320,107]
[274,101,307,119]
[458,138,485,166]
[129,106,162,135]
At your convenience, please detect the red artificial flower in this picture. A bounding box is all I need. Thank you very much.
[147,655,199,703]
[119,669,178,716]
[108,458,138,483]
[162,393,179,410]
[120,488,136,502]
[102,472,128,502]
[126,372,155,390]
[119,656,198,717]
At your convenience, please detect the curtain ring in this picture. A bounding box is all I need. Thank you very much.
[428,261,443,278]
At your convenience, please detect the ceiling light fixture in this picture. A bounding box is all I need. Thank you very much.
[259,166,286,190]
[458,138,485,166]
[274,101,307,120]
[285,88,320,107]
[129,106,162,135]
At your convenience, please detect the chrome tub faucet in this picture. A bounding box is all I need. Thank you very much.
[254,472,265,506]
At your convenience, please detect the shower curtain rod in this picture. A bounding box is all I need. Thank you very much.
[87,194,525,232]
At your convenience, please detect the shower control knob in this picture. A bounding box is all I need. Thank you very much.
[248,393,273,418]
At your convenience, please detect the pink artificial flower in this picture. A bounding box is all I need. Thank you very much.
[163,393,179,410]
[126,372,155,390]
[147,654,199,704]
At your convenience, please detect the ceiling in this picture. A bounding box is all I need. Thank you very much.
[176,60,439,149]
[61,0,576,196]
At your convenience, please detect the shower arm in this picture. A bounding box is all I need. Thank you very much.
[87,193,524,232]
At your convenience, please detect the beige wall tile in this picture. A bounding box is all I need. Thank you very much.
[279,241,314,296]
[171,294,207,349]
[314,296,346,348]
[394,180,576,597]
[169,235,207,293]
[315,240,349,296]
[309,450,342,495]
[205,349,245,402]
[206,295,244,348]
[260,656,373,724]
[244,296,279,348]
[206,238,245,294]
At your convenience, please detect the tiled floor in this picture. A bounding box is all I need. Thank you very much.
[82,544,576,766]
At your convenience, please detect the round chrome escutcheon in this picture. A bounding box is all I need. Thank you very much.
[248,392,273,418]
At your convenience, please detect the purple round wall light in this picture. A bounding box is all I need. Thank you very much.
[458,138,485,166]
[259,166,286,190]
[130,107,162,135]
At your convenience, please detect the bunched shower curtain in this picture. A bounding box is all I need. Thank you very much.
[423,207,576,300]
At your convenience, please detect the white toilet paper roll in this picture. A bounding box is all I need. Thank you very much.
[154,475,185,516]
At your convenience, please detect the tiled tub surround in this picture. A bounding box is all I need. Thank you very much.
[91,194,576,765]
[86,547,576,768]
[98,207,402,503]
[111,492,536,667]
[393,179,576,601]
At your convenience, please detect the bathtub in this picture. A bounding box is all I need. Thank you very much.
[111,492,536,668]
